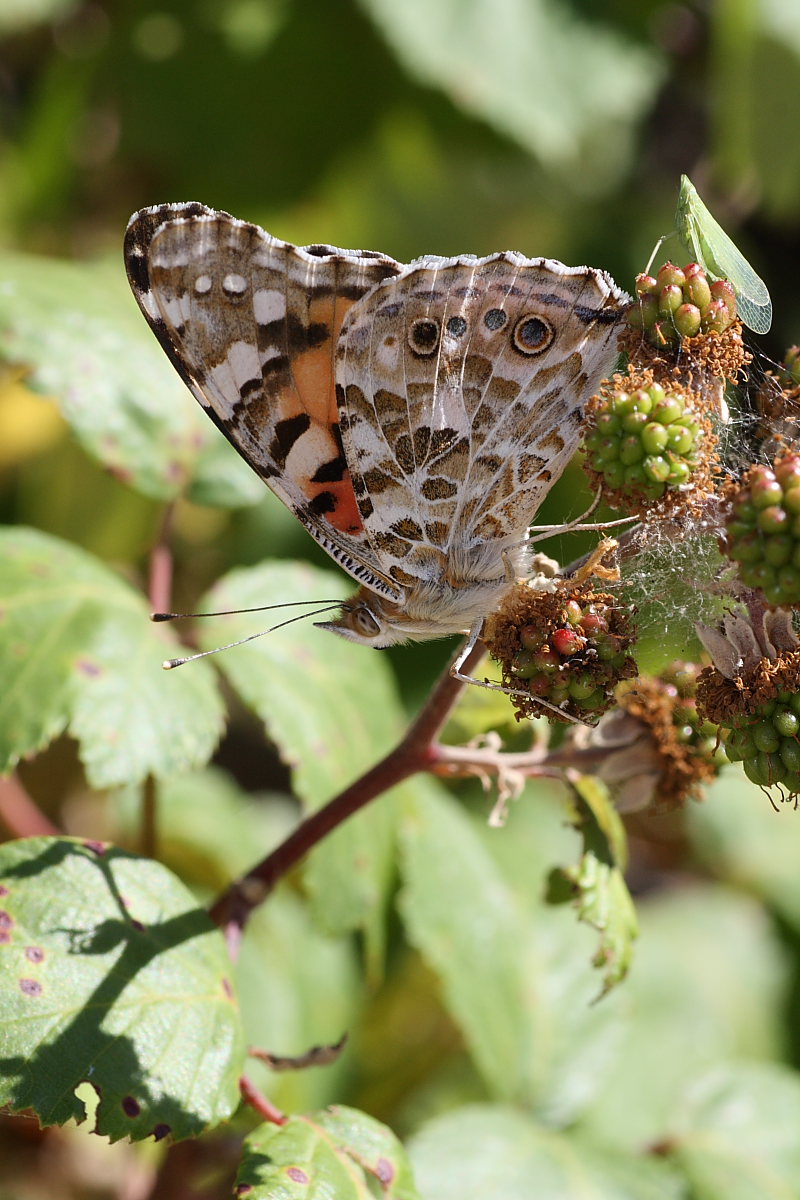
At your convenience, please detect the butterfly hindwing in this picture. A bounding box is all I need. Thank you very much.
[335,252,629,588]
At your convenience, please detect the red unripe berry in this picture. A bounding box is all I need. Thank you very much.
[551,628,586,657]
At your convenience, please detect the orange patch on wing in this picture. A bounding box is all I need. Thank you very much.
[287,293,365,535]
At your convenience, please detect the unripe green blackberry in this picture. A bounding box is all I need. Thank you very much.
[696,624,800,807]
[628,261,737,346]
[724,452,800,606]
[583,377,704,509]
[484,583,637,724]
[722,692,800,799]
[657,661,723,771]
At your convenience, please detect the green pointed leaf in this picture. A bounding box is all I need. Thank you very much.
[669,1063,800,1197]
[0,252,263,506]
[197,561,403,948]
[409,1105,685,1200]
[0,837,244,1142]
[397,781,529,1101]
[549,775,637,996]
[358,0,661,181]
[236,1107,419,1199]
[0,526,224,786]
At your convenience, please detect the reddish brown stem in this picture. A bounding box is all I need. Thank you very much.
[239,1074,287,1125]
[0,776,60,838]
[208,638,485,953]
[148,502,176,616]
[141,774,158,859]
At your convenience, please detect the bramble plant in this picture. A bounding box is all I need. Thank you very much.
[3,170,800,1199]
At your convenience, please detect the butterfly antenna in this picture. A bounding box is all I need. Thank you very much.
[162,602,347,669]
[152,599,347,622]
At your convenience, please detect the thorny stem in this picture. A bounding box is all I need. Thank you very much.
[208,637,486,954]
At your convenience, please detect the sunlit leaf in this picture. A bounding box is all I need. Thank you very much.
[409,1105,685,1199]
[0,837,244,1142]
[547,775,637,996]
[359,0,661,182]
[236,1107,419,1199]
[578,884,789,1151]
[0,253,263,506]
[397,780,530,1101]
[0,526,224,786]
[670,1063,800,1197]
[197,561,403,952]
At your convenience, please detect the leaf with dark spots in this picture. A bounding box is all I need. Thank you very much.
[0,837,245,1142]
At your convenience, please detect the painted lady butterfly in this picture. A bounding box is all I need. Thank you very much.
[125,204,630,650]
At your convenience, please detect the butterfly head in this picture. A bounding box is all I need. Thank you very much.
[315,588,411,648]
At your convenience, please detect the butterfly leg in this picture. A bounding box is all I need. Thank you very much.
[450,622,588,726]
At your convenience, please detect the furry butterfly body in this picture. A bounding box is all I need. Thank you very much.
[125,204,630,647]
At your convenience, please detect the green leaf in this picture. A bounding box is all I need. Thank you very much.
[435,783,629,1124]
[669,1063,800,1198]
[236,890,359,1113]
[0,252,263,506]
[0,837,244,1142]
[578,884,789,1152]
[113,767,297,892]
[397,781,530,1102]
[550,775,638,996]
[236,1107,419,1199]
[688,767,800,931]
[409,1105,685,1200]
[358,0,661,183]
[197,561,403,950]
[0,526,224,787]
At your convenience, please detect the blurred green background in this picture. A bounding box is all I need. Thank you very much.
[3,2,800,1197]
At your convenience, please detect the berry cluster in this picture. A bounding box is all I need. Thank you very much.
[656,661,721,773]
[484,584,637,724]
[723,692,800,796]
[583,377,705,508]
[628,261,737,346]
[724,453,800,606]
[607,662,723,811]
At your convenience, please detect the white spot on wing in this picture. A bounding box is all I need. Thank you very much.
[194,274,212,295]
[253,288,286,325]
[222,273,248,296]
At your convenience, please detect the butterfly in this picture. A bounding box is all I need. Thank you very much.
[125,203,630,651]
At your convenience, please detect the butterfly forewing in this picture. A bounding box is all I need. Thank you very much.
[125,205,404,596]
